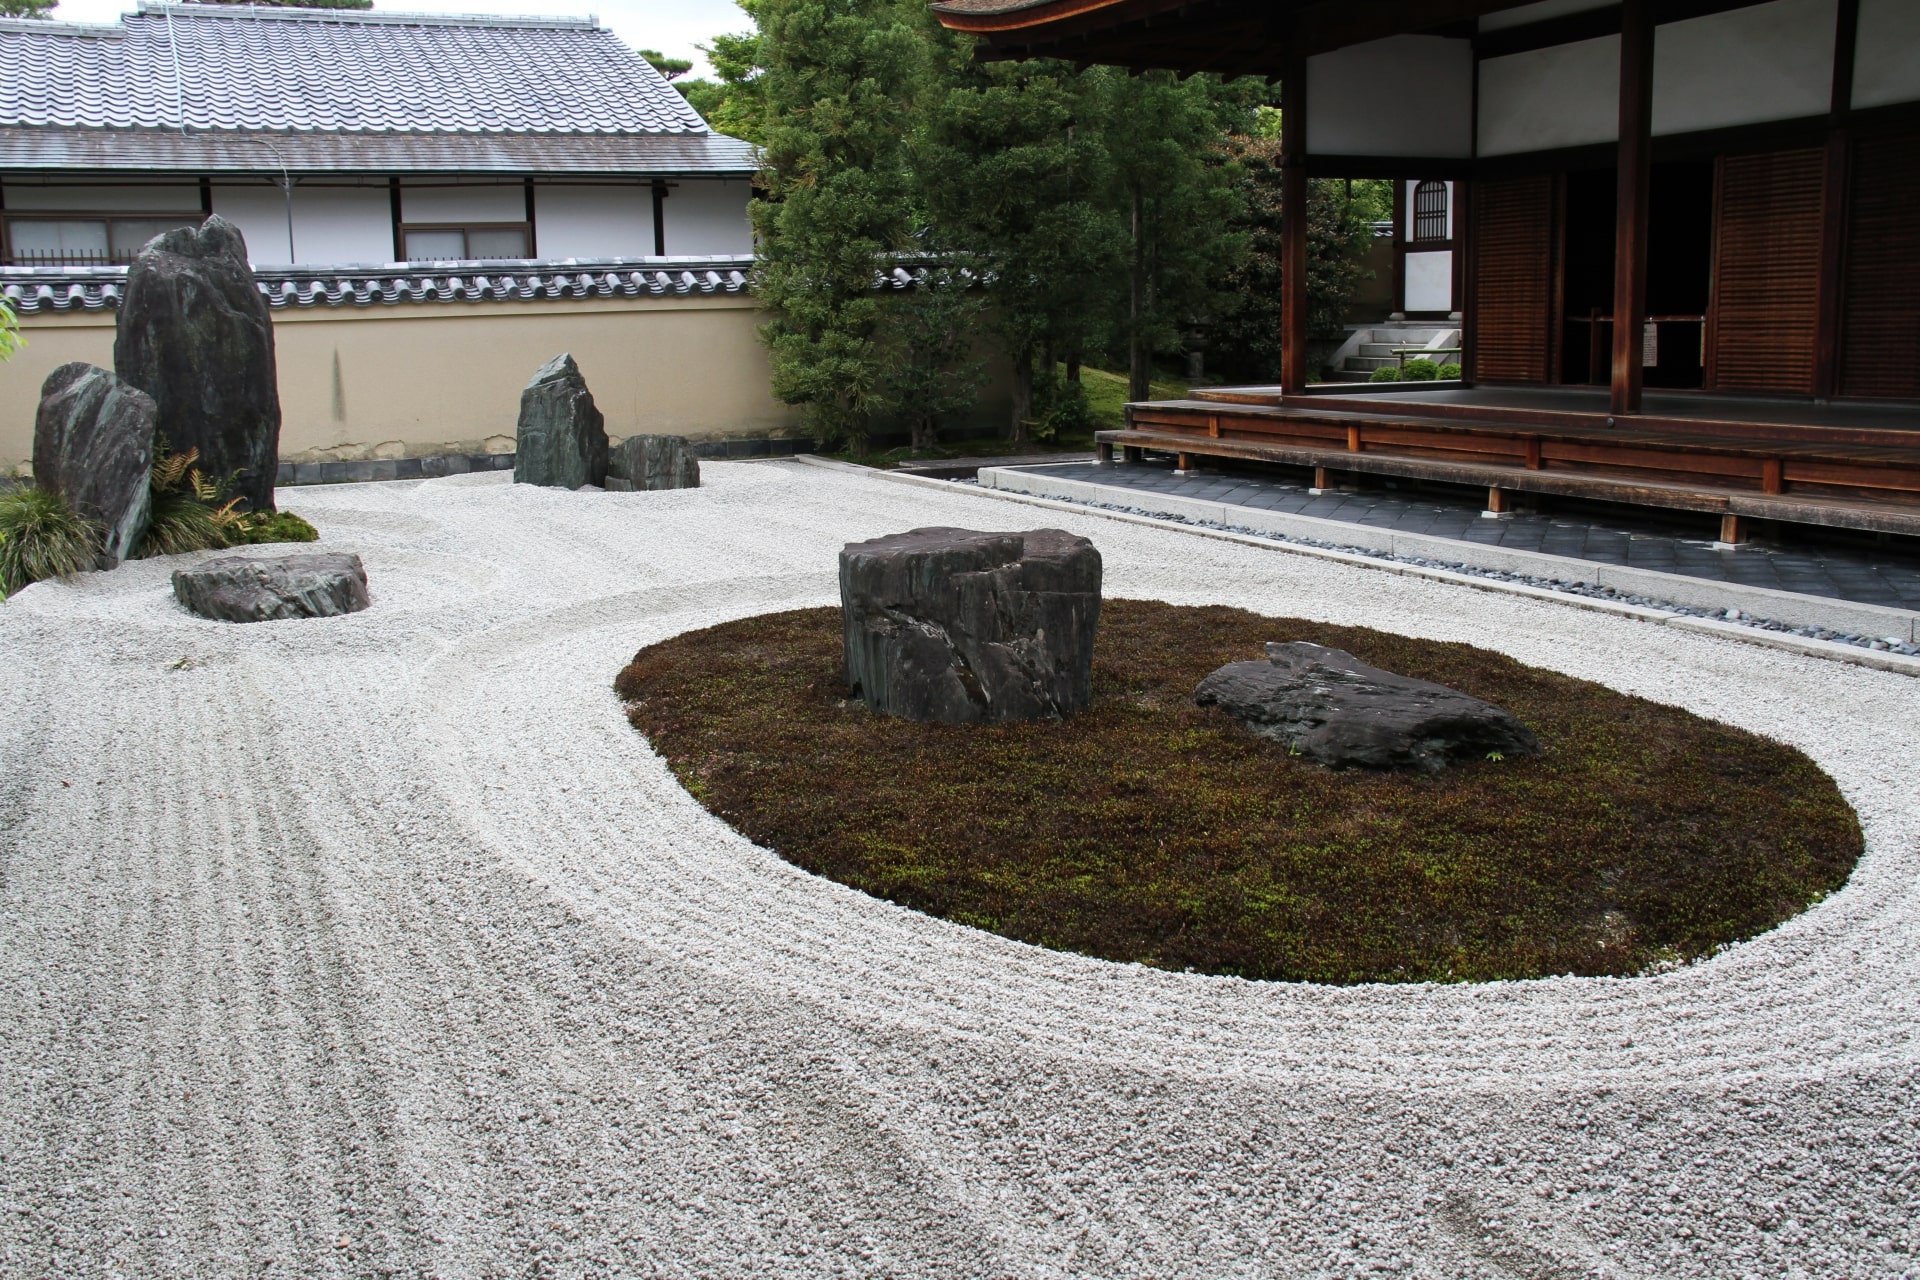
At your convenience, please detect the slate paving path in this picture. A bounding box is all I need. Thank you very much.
[1012,461,1920,610]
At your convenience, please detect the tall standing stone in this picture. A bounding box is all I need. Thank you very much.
[514,354,607,489]
[839,527,1102,724]
[113,215,281,515]
[32,363,158,568]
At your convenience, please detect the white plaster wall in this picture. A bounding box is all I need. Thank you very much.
[661,179,753,256]
[1,182,203,212]
[1405,250,1453,314]
[1854,0,1920,109]
[1306,36,1473,158]
[1479,0,1612,32]
[534,184,653,259]
[209,183,393,267]
[1654,0,1836,134]
[1478,34,1620,156]
[399,182,526,223]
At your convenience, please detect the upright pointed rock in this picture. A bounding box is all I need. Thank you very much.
[114,216,281,515]
[33,363,157,568]
[514,354,608,489]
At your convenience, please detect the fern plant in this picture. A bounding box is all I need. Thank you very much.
[139,439,317,556]
[0,485,100,599]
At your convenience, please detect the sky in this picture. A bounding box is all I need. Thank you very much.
[46,0,754,79]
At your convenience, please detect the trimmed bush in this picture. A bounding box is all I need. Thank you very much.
[1403,358,1440,381]
[0,485,100,598]
[1368,365,1403,383]
[1439,362,1463,380]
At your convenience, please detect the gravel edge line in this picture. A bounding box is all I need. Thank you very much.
[789,454,1920,680]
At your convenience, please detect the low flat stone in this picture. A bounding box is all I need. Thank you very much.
[840,526,1101,724]
[605,434,699,491]
[514,353,607,489]
[173,552,370,623]
[1195,641,1541,772]
[33,363,157,568]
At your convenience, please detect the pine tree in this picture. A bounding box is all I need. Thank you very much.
[0,0,57,14]
[750,0,925,450]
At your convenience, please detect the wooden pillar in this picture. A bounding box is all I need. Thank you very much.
[1280,50,1311,398]
[1311,466,1330,493]
[1097,441,1114,465]
[1610,0,1654,416]
[1814,0,1859,399]
[1719,514,1746,545]
[1483,486,1512,519]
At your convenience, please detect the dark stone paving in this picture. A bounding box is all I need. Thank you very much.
[1011,461,1920,610]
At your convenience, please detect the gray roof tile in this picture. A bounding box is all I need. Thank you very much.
[0,4,713,136]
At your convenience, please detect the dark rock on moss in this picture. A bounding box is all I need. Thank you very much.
[605,433,699,491]
[514,354,607,489]
[114,216,281,515]
[1196,641,1541,772]
[173,552,369,623]
[32,363,157,568]
[839,526,1101,724]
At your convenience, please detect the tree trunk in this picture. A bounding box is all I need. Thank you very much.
[1065,355,1081,385]
[910,414,936,452]
[1009,347,1033,445]
[1129,185,1149,403]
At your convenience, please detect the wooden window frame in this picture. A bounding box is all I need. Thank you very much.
[397,220,534,263]
[2,210,203,266]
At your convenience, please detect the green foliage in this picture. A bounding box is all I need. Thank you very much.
[1403,358,1440,382]
[749,0,927,451]
[228,510,319,545]
[1206,139,1379,384]
[618,601,1861,984]
[1439,362,1463,381]
[636,48,694,80]
[0,298,22,361]
[875,270,987,451]
[137,440,315,556]
[675,30,768,142]
[0,486,99,599]
[1370,365,1403,383]
[0,0,55,14]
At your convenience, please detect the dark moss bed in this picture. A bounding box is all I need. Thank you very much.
[615,601,1861,984]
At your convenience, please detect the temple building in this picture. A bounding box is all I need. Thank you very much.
[935,0,1920,544]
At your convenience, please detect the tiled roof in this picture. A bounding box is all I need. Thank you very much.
[0,4,708,134]
[0,257,967,313]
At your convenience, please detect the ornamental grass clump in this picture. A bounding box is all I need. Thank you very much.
[0,485,100,599]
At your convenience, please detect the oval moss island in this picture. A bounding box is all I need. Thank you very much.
[615,601,1861,984]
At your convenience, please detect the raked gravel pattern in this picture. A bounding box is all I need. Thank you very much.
[1,461,1916,1279]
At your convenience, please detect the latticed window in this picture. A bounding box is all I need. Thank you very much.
[1413,180,1449,242]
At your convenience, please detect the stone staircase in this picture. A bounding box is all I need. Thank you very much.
[1323,324,1462,382]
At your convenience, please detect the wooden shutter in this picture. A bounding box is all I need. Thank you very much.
[1838,129,1920,400]
[1472,175,1555,383]
[1706,148,1824,394]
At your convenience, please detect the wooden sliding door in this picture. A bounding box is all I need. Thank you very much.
[1838,129,1920,400]
[1472,174,1556,383]
[1705,148,1824,395]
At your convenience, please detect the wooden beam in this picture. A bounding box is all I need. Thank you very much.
[1280,47,1310,397]
[1813,0,1859,399]
[1610,0,1655,416]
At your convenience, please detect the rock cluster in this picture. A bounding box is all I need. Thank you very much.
[1195,641,1541,772]
[839,527,1101,725]
[32,363,158,568]
[172,552,371,623]
[606,434,699,491]
[114,215,282,515]
[514,354,607,489]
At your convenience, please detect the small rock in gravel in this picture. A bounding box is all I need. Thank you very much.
[605,435,699,492]
[1195,640,1542,773]
[172,552,370,623]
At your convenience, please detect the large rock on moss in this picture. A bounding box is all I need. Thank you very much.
[173,552,369,623]
[839,527,1101,724]
[113,216,280,515]
[1195,641,1541,773]
[514,354,607,489]
[605,433,698,491]
[32,363,157,568]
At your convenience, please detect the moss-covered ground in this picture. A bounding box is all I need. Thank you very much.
[616,601,1860,984]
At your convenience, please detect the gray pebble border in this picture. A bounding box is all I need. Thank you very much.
[955,479,1920,658]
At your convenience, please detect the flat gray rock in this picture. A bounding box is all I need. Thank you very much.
[173,552,370,623]
[114,216,281,515]
[33,363,157,568]
[1195,641,1542,773]
[514,354,607,489]
[840,526,1101,724]
[605,434,699,491]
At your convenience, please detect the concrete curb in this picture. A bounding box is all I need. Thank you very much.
[787,453,1920,679]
